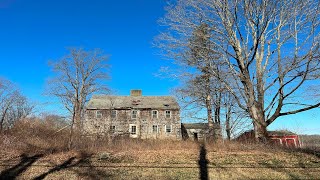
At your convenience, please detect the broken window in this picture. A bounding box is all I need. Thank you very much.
[132,110,138,119]
[96,110,102,118]
[152,110,158,118]
[111,110,117,118]
[165,110,171,118]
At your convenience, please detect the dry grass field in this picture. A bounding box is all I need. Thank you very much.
[0,119,319,180]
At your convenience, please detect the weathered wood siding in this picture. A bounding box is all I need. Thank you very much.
[83,109,181,140]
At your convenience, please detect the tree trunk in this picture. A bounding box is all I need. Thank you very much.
[68,108,76,150]
[74,104,82,130]
[225,104,231,141]
[0,106,10,133]
[0,119,3,133]
[68,119,74,150]
[206,94,215,142]
[253,120,268,142]
[250,105,268,142]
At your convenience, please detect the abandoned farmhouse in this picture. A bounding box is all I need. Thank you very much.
[84,90,181,139]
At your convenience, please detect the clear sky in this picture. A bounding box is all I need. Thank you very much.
[0,0,319,134]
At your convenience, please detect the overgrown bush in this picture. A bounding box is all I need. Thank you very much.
[1,118,70,154]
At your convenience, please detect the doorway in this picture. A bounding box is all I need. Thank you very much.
[194,133,198,141]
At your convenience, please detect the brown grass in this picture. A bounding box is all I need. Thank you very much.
[0,119,319,179]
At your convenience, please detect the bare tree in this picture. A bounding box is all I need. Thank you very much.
[157,0,320,141]
[222,92,251,140]
[47,48,110,148]
[0,78,35,132]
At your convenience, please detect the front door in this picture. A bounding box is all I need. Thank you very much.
[129,124,138,138]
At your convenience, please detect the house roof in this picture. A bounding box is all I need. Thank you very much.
[268,130,297,136]
[182,123,209,129]
[238,130,297,139]
[86,95,180,110]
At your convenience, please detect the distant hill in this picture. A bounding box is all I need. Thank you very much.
[299,134,320,148]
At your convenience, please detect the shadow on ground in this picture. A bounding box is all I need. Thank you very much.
[0,153,44,179]
[0,151,113,180]
[198,144,208,180]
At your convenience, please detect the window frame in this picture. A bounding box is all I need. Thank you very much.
[131,125,137,135]
[152,125,159,133]
[131,110,138,119]
[110,125,116,133]
[165,124,172,133]
[152,110,158,118]
[111,110,117,118]
[96,110,102,118]
[165,110,171,118]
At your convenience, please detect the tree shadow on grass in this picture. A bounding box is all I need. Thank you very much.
[200,144,251,180]
[33,152,113,180]
[0,153,44,180]
[72,159,114,179]
[32,157,77,180]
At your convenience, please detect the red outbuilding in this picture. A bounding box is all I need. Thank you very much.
[236,130,301,148]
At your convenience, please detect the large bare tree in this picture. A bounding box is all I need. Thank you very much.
[47,48,110,147]
[157,0,320,141]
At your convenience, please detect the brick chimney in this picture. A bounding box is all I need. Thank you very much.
[130,90,142,97]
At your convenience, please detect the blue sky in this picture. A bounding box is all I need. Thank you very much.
[0,0,319,134]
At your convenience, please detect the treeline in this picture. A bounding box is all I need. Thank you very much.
[0,78,35,132]
[300,135,320,148]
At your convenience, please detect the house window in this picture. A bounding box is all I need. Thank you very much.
[152,110,158,118]
[111,110,117,118]
[152,125,158,133]
[165,110,171,118]
[110,125,116,133]
[96,110,102,118]
[132,110,138,119]
[166,124,172,133]
[131,125,137,134]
